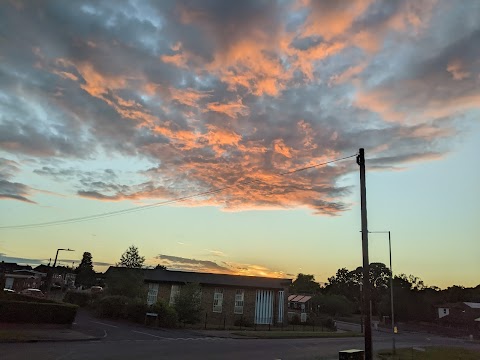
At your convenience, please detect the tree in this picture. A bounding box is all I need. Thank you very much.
[311,294,354,316]
[155,264,167,270]
[75,252,96,287]
[105,269,146,300]
[117,245,145,268]
[290,274,321,294]
[173,283,202,324]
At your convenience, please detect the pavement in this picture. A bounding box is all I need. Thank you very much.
[0,311,479,359]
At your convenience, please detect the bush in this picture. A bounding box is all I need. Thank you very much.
[126,301,149,323]
[63,291,92,307]
[234,317,253,327]
[290,314,301,325]
[0,300,78,324]
[323,317,337,331]
[151,300,177,328]
[96,295,129,319]
[0,292,58,304]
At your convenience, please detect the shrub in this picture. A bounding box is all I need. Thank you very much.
[234,317,253,327]
[0,300,78,324]
[290,314,301,325]
[323,317,337,331]
[151,300,177,328]
[173,283,202,324]
[0,292,58,304]
[63,291,92,307]
[96,295,129,319]
[126,301,149,323]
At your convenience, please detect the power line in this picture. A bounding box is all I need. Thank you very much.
[0,153,357,230]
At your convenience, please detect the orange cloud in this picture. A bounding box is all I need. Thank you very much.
[273,139,293,158]
[447,59,471,80]
[205,98,249,118]
[301,0,373,41]
[170,87,212,107]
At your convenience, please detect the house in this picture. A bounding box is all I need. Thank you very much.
[3,270,45,292]
[104,266,291,326]
[287,294,313,322]
[34,264,76,288]
[436,302,480,330]
[145,269,291,326]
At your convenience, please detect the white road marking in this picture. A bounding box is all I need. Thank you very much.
[90,320,119,328]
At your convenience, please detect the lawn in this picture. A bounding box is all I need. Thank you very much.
[231,330,362,339]
[376,347,480,360]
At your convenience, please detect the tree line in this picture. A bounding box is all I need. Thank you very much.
[290,264,480,322]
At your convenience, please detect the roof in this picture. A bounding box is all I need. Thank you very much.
[436,302,480,310]
[144,268,291,289]
[288,294,312,303]
[464,302,480,309]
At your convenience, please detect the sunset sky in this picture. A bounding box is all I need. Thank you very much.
[0,0,479,288]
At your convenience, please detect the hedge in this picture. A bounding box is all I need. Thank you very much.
[63,291,92,307]
[0,300,78,324]
[0,292,59,304]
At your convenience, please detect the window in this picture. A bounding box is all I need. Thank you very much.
[169,284,181,306]
[234,289,244,314]
[147,283,159,305]
[213,288,223,313]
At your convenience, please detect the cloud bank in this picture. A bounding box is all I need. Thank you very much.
[0,1,478,214]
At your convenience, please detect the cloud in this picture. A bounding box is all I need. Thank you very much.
[156,254,290,278]
[0,253,113,268]
[0,158,36,204]
[0,1,478,214]
[205,249,227,257]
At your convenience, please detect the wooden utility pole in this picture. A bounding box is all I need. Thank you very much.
[357,148,372,360]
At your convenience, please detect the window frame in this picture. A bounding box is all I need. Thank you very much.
[213,288,223,313]
[234,289,244,314]
[169,284,181,306]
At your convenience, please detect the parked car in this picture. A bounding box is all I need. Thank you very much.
[20,288,45,298]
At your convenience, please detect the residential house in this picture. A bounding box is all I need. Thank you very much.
[145,269,291,326]
[3,270,45,292]
[287,294,313,322]
[436,302,480,331]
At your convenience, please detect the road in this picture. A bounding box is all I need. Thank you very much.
[1,312,478,360]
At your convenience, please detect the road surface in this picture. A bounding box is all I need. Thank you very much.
[1,311,478,360]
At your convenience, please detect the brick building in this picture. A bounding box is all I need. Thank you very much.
[144,269,291,326]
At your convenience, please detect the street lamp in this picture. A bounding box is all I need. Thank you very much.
[53,248,74,268]
[369,231,395,355]
[47,248,74,296]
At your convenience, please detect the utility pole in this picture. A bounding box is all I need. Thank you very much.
[388,231,396,354]
[357,148,372,360]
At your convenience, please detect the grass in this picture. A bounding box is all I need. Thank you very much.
[231,330,363,339]
[376,347,480,360]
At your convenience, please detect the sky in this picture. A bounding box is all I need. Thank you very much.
[0,0,479,289]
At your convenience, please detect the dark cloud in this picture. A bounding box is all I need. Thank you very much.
[0,158,36,204]
[156,254,229,272]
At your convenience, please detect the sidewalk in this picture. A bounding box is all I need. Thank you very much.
[190,329,257,339]
[0,327,101,343]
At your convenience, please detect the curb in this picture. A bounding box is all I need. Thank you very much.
[0,336,103,344]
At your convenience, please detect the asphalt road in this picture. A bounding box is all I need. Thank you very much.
[1,312,479,360]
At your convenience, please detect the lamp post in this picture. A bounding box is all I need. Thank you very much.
[369,231,395,355]
[47,248,74,296]
[53,248,74,268]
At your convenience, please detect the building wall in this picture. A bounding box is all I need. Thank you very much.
[147,282,289,326]
[438,307,449,319]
